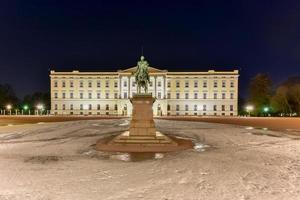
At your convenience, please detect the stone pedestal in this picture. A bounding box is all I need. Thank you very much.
[95,94,192,153]
[129,95,156,136]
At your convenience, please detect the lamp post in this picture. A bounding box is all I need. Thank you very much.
[36,104,44,115]
[23,105,29,115]
[6,104,12,115]
[263,107,270,117]
[245,105,254,117]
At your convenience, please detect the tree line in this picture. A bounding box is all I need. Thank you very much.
[246,74,300,116]
[0,83,50,112]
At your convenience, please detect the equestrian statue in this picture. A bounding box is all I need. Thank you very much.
[133,56,150,94]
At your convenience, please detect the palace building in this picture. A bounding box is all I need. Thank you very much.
[50,66,239,116]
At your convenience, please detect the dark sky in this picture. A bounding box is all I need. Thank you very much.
[1,0,300,98]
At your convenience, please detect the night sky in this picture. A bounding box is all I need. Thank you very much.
[1,0,300,98]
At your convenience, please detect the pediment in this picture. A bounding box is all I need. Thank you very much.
[119,66,167,73]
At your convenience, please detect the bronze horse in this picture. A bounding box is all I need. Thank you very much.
[134,56,150,94]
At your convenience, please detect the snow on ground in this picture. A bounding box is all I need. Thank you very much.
[0,119,299,200]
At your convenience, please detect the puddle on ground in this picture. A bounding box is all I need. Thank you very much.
[110,152,164,162]
[193,143,210,152]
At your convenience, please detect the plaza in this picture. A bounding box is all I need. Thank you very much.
[0,117,299,200]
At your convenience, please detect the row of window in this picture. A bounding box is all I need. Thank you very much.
[167,104,234,112]
[54,104,118,111]
[53,91,235,100]
[53,80,235,89]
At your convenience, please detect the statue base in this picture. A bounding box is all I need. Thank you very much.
[96,94,192,152]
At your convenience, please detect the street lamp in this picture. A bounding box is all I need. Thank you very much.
[263,107,270,116]
[36,104,44,115]
[23,105,29,115]
[6,104,12,115]
[245,105,254,116]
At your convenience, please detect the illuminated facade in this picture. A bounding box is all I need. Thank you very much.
[50,67,239,116]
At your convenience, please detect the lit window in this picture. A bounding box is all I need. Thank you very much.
[185,93,189,99]
[194,81,198,88]
[185,81,189,88]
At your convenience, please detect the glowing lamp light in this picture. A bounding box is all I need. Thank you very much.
[23,105,29,110]
[36,104,44,110]
[6,104,12,110]
[263,107,269,112]
[245,105,254,112]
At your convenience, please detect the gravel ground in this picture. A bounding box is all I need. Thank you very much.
[0,119,299,200]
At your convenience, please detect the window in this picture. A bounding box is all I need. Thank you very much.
[97,93,100,99]
[97,81,101,88]
[106,104,109,110]
[80,81,83,88]
[167,93,171,99]
[54,104,58,110]
[62,81,66,87]
[230,81,234,88]
[176,93,180,99]
[194,93,198,99]
[88,93,92,99]
[149,81,153,87]
[105,93,109,99]
[88,81,92,88]
[62,92,66,99]
[222,93,226,99]
[106,80,109,88]
[158,81,161,87]
[54,92,58,99]
[54,81,58,87]
[194,104,197,111]
[230,105,234,111]
[70,104,73,110]
[70,92,73,99]
[176,81,180,88]
[185,81,189,88]
[123,81,127,87]
[194,81,198,88]
[214,81,218,88]
[80,93,83,99]
[114,81,118,88]
[80,104,83,110]
[167,81,171,88]
[203,93,207,99]
[132,81,135,87]
[230,93,234,99]
[89,104,92,110]
[222,81,226,88]
[213,105,217,111]
[167,104,170,111]
[203,81,207,88]
[176,105,180,111]
[203,105,207,111]
[222,105,225,111]
[114,93,118,99]
[214,93,217,99]
[70,81,73,88]
[185,105,189,111]
[185,93,189,99]
[114,104,118,110]
[97,104,100,110]
[62,104,65,110]
[158,92,161,99]
[124,92,127,99]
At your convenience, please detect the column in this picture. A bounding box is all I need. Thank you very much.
[154,76,157,97]
[119,76,122,98]
[163,75,167,99]
[128,76,131,98]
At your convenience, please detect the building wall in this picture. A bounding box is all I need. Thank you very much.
[50,69,239,116]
